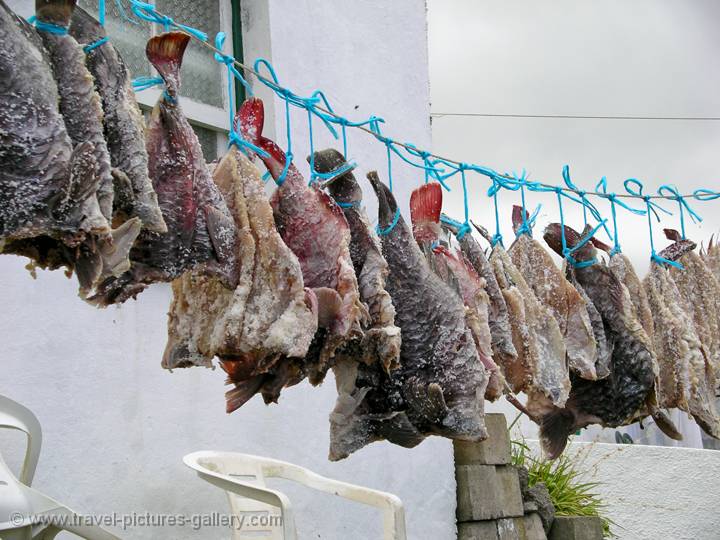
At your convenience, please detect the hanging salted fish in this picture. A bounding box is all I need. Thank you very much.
[410,183,504,401]
[701,235,720,283]
[664,229,720,382]
[441,217,518,372]
[311,149,403,460]
[367,173,488,444]
[543,224,681,458]
[91,32,237,305]
[510,207,598,381]
[34,0,114,221]
[69,7,166,232]
[0,0,139,291]
[644,236,720,439]
[164,121,318,412]
[483,224,570,414]
[239,98,368,386]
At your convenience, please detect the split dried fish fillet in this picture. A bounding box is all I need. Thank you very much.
[164,145,317,412]
[489,241,569,411]
[509,207,597,380]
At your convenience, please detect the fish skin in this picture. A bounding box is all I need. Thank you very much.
[90,32,237,305]
[606,251,656,344]
[442,217,518,367]
[163,141,318,412]
[488,237,570,414]
[35,0,114,222]
[509,207,597,381]
[238,98,366,386]
[367,172,488,443]
[410,183,504,401]
[69,7,166,233]
[312,149,404,460]
[542,224,666,458]
[0,1,141,292]
[702,235,720,284]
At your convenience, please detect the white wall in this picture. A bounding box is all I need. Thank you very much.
[1,1,457,539]
[526,441,720,540]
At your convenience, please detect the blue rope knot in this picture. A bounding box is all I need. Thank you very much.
[456,222,471,240]
[657,184,702,240]
[83,37,109,53]
[377,208,401,237]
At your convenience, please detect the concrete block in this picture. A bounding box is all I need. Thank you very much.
[459,515,547,540]
[454,413,511,465]
[456,464,524,521]
[548,516,603,540]
[458,520,501,540]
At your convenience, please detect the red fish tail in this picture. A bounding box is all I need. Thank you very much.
[410,182,442,243]
[225,376,265,413]
[146,31,190,99]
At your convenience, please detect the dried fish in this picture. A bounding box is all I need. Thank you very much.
[164,137,317,412]
[487,230,570,415]
[410,183,504,401]
[69,7,166,232]
[441,217,518,370]
[510,207,597,380]
[367,172,488,444]
[312,149,403,460]
[239,98,367,385]
[542,224,680,458]
[35,0,114,221]
[702,235,720,283]
[91,32,237,305]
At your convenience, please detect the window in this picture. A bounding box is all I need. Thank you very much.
[71,0,242,162]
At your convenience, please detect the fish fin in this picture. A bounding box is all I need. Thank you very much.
[36,0,76,26]
[205,205,236,265]
[471,220,493,243]
[651,409,683,441]
[313,287,343,329]
[161,342,213,370]
[410,182,442,226]
[539,407,576,460]
[367,172,400,229]
[145,31,190,98]
[225,375,265,413]
[111,168,135,219]
[664,228,682,242]
[96,218,141,281]
[512,205,530,235]
[74,243,102,292]
[374,412,426,449]
[405,377,448,423]
[589,236,612,254]
[304,287,319,317]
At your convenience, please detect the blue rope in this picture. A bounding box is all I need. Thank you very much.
[625,179,682,269]
[128,1,208,41]
[99,0,106,26]
[595,177,645,255]
[336,200,361,208]
[30,17,68,35]
[657,184,702,240]
[693,188,720,201]
[561,165,612,243]
[84,37,109,52]
[132,76,164,91]
[377,207,401,236]
[555,187,603,268]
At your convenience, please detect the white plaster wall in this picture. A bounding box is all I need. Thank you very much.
[1,1,456,539]
[526,441,720,540]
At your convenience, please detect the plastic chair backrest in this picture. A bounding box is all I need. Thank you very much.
[188,453,291,540]
[0,395,42,487]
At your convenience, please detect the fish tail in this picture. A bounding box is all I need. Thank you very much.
[651,409,683,441]
[36,0,76,27]
[145,31,190,99]
[225,375,265,413]
[663,228,682,242]
[410,182,442,227]
[237,98,292,183]
[539,407,576,460]
[98,217,142,279]
[367,172,399,228]
[511,205,530,234]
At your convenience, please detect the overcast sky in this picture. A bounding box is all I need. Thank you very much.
[428,0,720,274]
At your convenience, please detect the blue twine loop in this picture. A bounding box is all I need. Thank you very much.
[657,184,702,240]
[83,37,109,53]
[377,207,401,237]
[132,76,164,91]
[29,16,68,35]
[440,214,470,240]
[555,186,603,267]
[405,144,449,188]
[595,176,645,255]
[561,165,612,243]
[624,179,681,268]
[128,1,208,41]
[693,188,720,201]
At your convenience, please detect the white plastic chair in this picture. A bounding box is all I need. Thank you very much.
[183,451,407,540]
[0,395,120,540]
